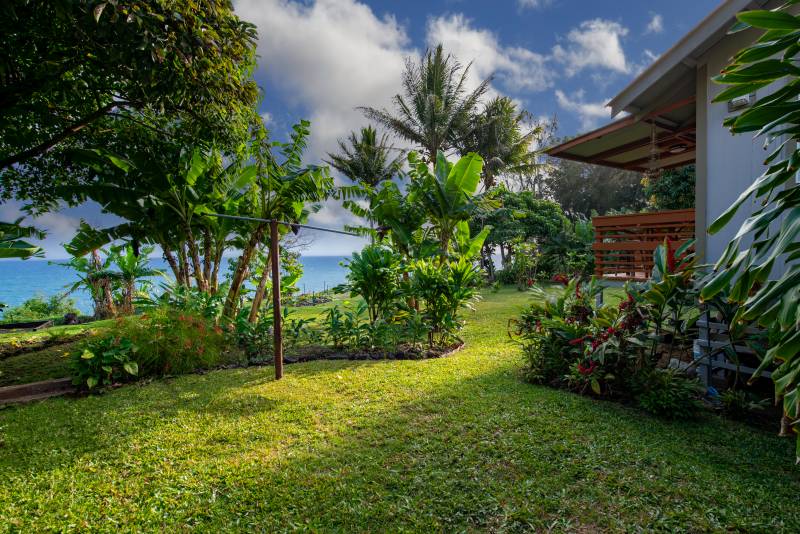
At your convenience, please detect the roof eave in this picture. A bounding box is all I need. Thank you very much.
[607,0,759,117]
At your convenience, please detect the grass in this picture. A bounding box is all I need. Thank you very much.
[0,287,798,531]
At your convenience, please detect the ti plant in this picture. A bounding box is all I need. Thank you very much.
[702,5,800,461]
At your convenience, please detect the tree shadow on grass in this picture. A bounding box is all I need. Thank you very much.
[1,356,799,531]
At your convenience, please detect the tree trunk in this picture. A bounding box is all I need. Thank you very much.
[210,242,224,294]
[121,280,134,315]
[248,249,272,323]
[177,243,190,288]
[184,225,207,291]
[90,250,116,319]
[202,228,213,285]
[222,223,267,319]
[162,244,183,285]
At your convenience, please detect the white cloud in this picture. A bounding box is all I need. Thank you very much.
[552,19,630,76]
[236,0,415,164]
[645,13,664,34]
[426,14,553,95]
[555,89,612,130]
[517,0,552,9]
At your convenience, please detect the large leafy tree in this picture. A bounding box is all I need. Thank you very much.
[699,6,800,462]
[457,97,549,191]
[361,44,490,162]
[642,165,696,211]
[544,156,646,218]
[1,0,259,205]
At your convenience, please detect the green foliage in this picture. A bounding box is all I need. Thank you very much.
[720,389,770,420]
[70,336,138,390]
[1,0,259,205]
[342,245,402,324]
[703,4,800,461]
[537,217,594,277]
[407,150,486,256]
[74,307,242,389]
[634,369,703,419]
[234,308,274,363]
[0,219,45,259]
[408,258,482,346]
[642,165,696,211]
[1,295,79,323]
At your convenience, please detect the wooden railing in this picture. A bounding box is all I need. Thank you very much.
[592,209,695,282]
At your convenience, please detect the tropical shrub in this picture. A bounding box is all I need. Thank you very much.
[514,240,703,417]
[73,307,242,389]
[701,5,800,461]
[1,295,80,322]
[408,257,481,346]
[71,336,139,390]
[342,245,402,324]
[633,368,703,419]
[233,308,274,363]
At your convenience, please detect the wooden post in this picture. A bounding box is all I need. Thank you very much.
[270,220,283,380]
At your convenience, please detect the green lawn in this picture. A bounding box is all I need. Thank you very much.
[0,288,798,531]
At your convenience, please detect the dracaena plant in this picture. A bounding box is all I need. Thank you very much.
[701,5,800,461]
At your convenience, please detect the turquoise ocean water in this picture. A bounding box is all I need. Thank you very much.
[0,256,347,317]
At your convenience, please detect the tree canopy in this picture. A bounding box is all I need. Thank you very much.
[1,0,259,205]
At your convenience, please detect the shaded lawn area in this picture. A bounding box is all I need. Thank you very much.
[0,288,798,532]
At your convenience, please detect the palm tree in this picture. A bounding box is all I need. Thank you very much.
[326,126,405,187]
[457,96,548,191]
[326,126,406,237]
[54,248,117,319]
[106,244,164,315]
[361,44,490,162]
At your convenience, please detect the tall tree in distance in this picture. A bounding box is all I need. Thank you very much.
[326,126,405,188]
[543,157,646,218]
[457,97,551,191]
[326,126,406,236]
[361,44,490,162]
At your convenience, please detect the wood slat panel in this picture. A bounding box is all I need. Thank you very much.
[592,210,695,282]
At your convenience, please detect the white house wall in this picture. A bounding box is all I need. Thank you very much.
[696,27,789,275]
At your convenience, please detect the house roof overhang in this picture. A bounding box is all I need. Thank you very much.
[546,96,697,173]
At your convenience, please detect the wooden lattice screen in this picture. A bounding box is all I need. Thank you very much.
[592,209,695,282]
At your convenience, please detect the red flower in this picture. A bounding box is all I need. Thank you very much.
[569,336,586,346]
[578,360,598,376]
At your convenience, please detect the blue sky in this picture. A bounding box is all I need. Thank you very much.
[6,0,719,257]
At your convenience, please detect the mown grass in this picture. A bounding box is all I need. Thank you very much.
[0,287,798,532]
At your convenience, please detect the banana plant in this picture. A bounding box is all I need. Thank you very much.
[222,121,334,319]
[407,150,487,259]
[0,218,45,259]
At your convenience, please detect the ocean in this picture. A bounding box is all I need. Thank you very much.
[0,255,348,317]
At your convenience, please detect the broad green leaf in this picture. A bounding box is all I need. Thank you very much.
[737,10,800,30]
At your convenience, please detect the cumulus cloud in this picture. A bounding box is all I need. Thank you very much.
[236,0,415,164]
[552,19,630,76]
[426,14,553,94]
[645,13,664,34]
[554,89,612,130]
